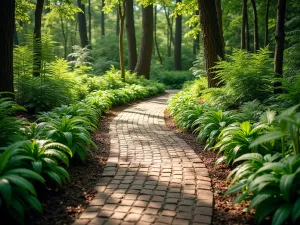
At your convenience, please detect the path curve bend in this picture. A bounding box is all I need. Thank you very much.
[73,91,213,225]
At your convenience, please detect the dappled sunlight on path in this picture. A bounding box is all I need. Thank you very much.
[73,91,213,225]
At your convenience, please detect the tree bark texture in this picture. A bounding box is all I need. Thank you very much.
[265,0,270,46]
[174,0,182,70]
[77,0,89,48]
[125,0,137,71]
[198,0,225,88]
[250,0,259,52]
[274,0,287,93]
[134,5,153,79]
[215,0,224,48]
[0,0,15,93]
[101,0,105,36]
[33,0,44,77]
[118,2,126,81]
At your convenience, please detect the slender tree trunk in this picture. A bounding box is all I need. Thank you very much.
[33,0,44,77]
[193,11,200,55]
[167,27,171,57]
[250,0,259,52]
[245,8,250,51]
[215,0,224,48]
[198,0,225,88]
[134,5,153,79]
[101,0,105,36]
[60,14,67,59]
[274,0,287,94]
[77,0,89,48]
[116,10,120,36]
[163,6,174,46]
[0,0,15,93]
[125,0,137,71]
[154,6,162,64]
[88,0,92,45]
[174,0,182,70]
[118,2,126,81]
[265,0,270,46]
[241,0,247,50]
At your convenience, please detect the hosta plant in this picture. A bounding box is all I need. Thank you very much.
[227,154,300,225]
[0,147,44,223]
[214,121,273,166]
[193,110,240,149]
[42,117,96,161]
[14,139,72,185]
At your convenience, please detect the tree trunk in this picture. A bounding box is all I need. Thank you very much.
[101,0,105,36]
[33,0,44,77]
[154,6,162,64]
[125,0,137,71]
[241,0,247,50]
[0,0,15,93]
[193,11,200,55]
[265,0,270,46]
[198,0,225,88]
[88,0,92,45]
[250,0,259,52]
[119,2,126,81]
[134,5,153,79]
[60,14,67,59]
[245,8,250,51]
[215,0,224,48]
[116,10,120,36]
[77,0,89,48]
[174,0,182,71]
[274,0,287,94]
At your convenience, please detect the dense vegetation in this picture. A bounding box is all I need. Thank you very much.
[0,0,300,224]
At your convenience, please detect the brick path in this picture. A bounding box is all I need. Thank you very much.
[73,91,213,225]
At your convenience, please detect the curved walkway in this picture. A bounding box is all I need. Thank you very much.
[73,91,213,225]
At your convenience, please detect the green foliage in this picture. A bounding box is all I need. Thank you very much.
[13,140,72,186]
[150,70,194,89]
[0,147,44,223]
[68,45,93,68]
[193,110,240,149]
[215,121,273,166]
[277,73,300,107]
[214,48,274,106]
[0,94,26,147]
[237,100,265,123]
[182,77,208,97]
[189,52,206,78]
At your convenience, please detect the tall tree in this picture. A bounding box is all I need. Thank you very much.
[265,0,270,46]
[198,0,225,87]
[274,0,287,93]
[154,5,162,64]
[174,0,182,70]
[88,0,92,44]
[101,0,105,36]
[33,0,45,77]
[163,6,174,57]
[118,1,126,80]
[77,0,89,48]
[215,0,224,48]
[241,0,247,50]
[125,0,137,71]
[134,5,153,79]
[193,10,200,55]
[250,0,259,52]
[116,9,120,36]
[0,0,15,93]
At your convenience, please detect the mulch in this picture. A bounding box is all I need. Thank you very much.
[164,110,255,225]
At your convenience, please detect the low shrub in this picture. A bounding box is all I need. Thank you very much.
[151,70,194,89]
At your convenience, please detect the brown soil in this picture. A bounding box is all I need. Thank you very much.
[164,110,255,225]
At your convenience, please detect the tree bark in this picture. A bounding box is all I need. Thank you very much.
[0,0,15,93]
[245,7,250,51]
[88,0,92,45]
[116,10,120,36]
[215,0,224,48]
[198,0,225,88]
[154,6,162,64]
[101,0,105,36]
[250,0,259,52]
[118,2,126,81]
[33,0,44,77]
[274,0,287,94]
[134,5,153,79]
[125,0,137,71]
[77,0,89,48]
[60,14,68,59]
[265,0,270,46]
[241,0,247,50]
[174,0,182,71]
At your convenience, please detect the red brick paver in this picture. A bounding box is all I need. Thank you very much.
[73,91,213,225]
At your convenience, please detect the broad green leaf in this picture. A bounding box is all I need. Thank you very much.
[272,203,293,225]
